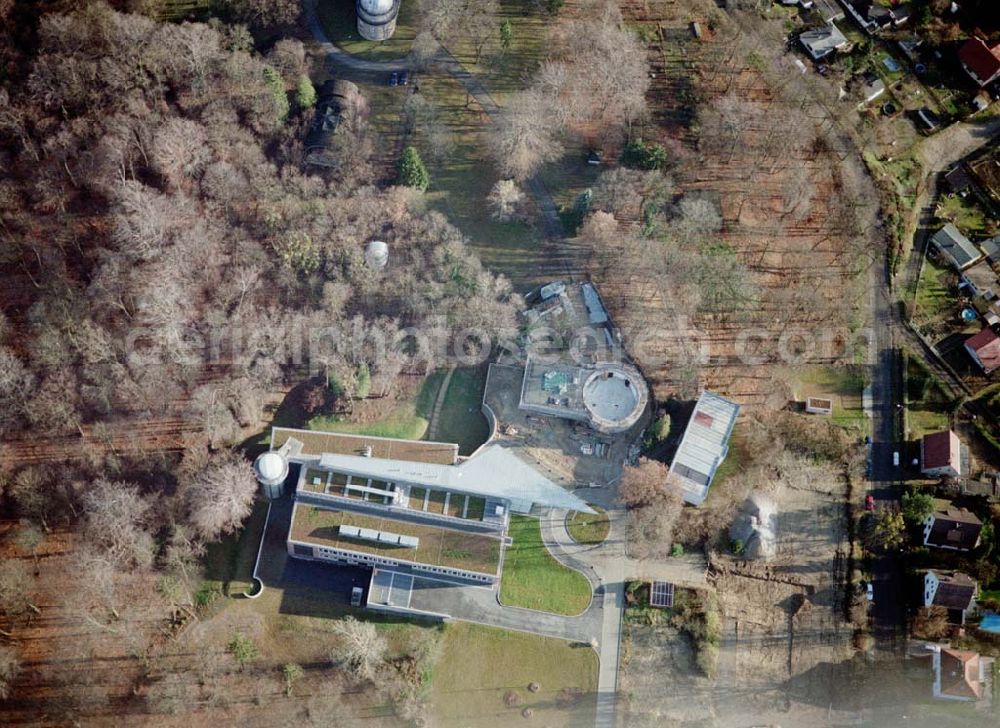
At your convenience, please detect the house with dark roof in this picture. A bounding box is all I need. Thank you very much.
[964,328,1000,374]
[920,430,962,478]
[305,79,360,168]
[929,223,984,271]
[931,646,994,702]
[944,164,973,196]
[799,23,849,61]
[981,236,1000,265]
[923,507,983,551]
[923,570,977,624]
[959,37,1000,87]
[959,259,998,300]
[841,0,895,34]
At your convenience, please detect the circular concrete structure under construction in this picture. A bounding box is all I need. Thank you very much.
[582,363,647,433]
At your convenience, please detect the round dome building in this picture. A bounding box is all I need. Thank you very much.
[254,451,289,500]
[357,0,400,41]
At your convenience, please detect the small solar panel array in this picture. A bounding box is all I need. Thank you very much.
[650,581,674,609]
[339,524,419,548]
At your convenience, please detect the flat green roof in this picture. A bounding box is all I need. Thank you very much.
[290,503,502,576]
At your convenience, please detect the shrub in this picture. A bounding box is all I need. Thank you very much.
[228,633,258,669]
[398,146,430,191]
[671,543,684,557]
[263,65,289,122]
[355,362,371,399]
[295,75,316,110]
[621,138,668,171]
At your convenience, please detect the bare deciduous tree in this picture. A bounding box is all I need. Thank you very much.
[81,479,156,569]
[329,616,387,681]
[182,451,256,542]
[487,179,527,222]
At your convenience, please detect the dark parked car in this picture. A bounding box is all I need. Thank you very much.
[389,71,398,87]
[400,70,409,86]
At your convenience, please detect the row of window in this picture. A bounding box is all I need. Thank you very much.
[300,543,493,583]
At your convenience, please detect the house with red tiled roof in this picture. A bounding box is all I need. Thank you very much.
[959,37,1000,87]
[920,430,962,478]
[964,328,1000,374]
[932,646,994,702]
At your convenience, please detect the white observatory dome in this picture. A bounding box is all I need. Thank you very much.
[255,452,286,482]
[359,0,394,14]
[365,240,389,269]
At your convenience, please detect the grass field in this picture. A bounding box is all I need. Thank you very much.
[201,498,269,596]
[430,622,598,728]
[315,0,418,61]
[936,194,990,237]
[792,365,866,431]
[500,515,592,616]
[433,367,491,455]
[566,506,610,545]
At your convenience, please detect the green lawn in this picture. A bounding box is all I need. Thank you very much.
[201,498,269,597]
[792,365,866,431]
[936,194,989,237]
[433,367,490,455]
[904,351,954,438]
[500,515,592,616]
[914,258,955,325]
[566,506,610,545]
[430,622,597,728]
[315,0,418,61]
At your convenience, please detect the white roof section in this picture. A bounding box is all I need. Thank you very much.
[359,0,394,13]
[316,443,592,512]
[257,452,285,480]
[668,391,740,506]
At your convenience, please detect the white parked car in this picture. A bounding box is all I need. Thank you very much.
[865,582,874,602]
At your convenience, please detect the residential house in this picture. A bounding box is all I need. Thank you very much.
[813,0,844,22]
[841,0,894,34]
[924,570,977,624]
[931,646,994,702]
[920,430,962,478]
[943,164,973,197]
[304,79,360,168]
[923,507,983,551]
[965,327,1000,374]
[929,223,984,271]
[667,391,740,505]
[917,107,941,132]
[799,23,849,61]
[980,236,1000,265]
[897,34,923,62]
[959,259,998,299]
[958,37,1000,87]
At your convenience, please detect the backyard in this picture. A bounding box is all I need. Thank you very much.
[791,365,866,431]
[903,350,954,439]
[499,515,592,616]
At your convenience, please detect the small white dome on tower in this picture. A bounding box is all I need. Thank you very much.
[359,0,394,14]
[365,240,389,269]
[254,451,288,489]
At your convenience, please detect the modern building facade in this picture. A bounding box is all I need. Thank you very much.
[270,427,591,587]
